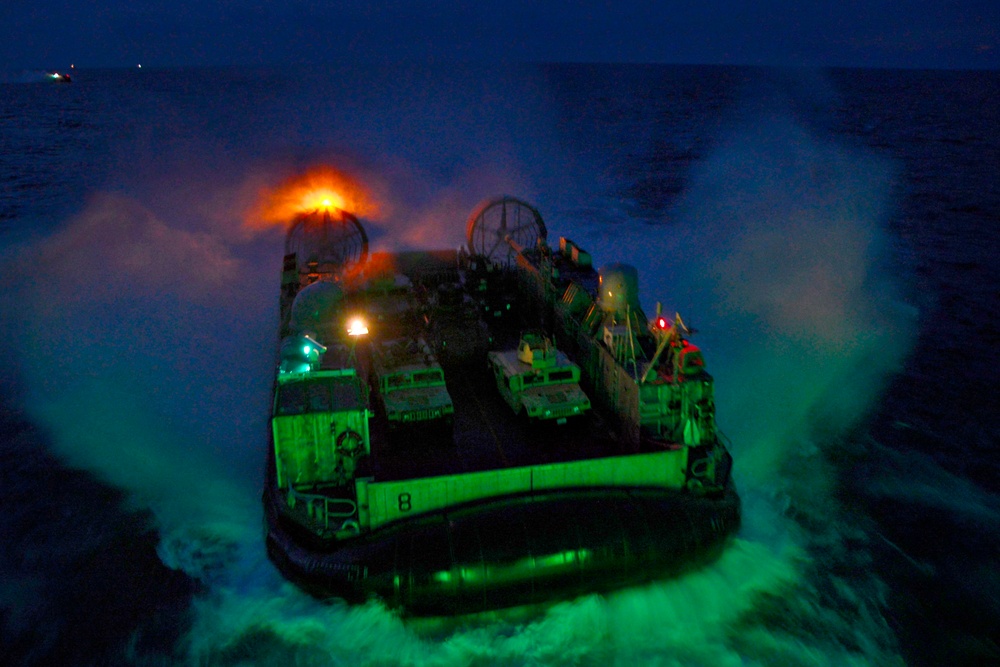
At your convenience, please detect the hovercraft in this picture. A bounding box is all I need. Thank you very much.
[263,196,739,615]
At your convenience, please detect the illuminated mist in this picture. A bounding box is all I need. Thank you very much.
[0,66,919,665]
[1,191,279,580]
[669,113,913,488]
[572,106,916,663]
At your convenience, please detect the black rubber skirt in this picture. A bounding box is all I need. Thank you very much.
[265,483,740,616]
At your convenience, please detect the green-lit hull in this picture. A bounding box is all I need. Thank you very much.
[265,471,739,615]
[264,196,740,614]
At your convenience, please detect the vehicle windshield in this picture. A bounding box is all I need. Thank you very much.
[412,370,443,384]
[385,374,410,389]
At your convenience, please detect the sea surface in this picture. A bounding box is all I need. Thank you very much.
[0,63,997,666]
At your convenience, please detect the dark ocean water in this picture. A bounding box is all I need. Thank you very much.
[0,64,997,666]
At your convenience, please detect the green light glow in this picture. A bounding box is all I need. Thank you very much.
[534,549,591,568]
[428,550,594,589]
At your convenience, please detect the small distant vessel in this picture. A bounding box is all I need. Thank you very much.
[263,196,740,615]
[47,72,72,83]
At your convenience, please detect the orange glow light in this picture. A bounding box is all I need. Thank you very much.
[300,189,344,213]
[249,164,380,230]
[347,316,369,337]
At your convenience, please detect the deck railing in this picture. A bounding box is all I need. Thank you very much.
[288,486,358,532]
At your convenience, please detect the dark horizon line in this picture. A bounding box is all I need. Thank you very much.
[9,58,1000,74]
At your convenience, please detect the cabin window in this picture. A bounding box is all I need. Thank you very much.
[522,373,539,386]
[329,379,363,408]
[276,378,364,415]
[275,380,330,415]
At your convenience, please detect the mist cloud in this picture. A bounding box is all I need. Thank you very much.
[622,112,917,491]
[1,192,277,575]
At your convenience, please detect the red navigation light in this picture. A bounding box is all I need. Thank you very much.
[656,316,669,330]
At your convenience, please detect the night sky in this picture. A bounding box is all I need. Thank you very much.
[4,0,998,70]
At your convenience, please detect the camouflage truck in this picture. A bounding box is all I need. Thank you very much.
[487,332,591,424]
[373,338,455,431]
